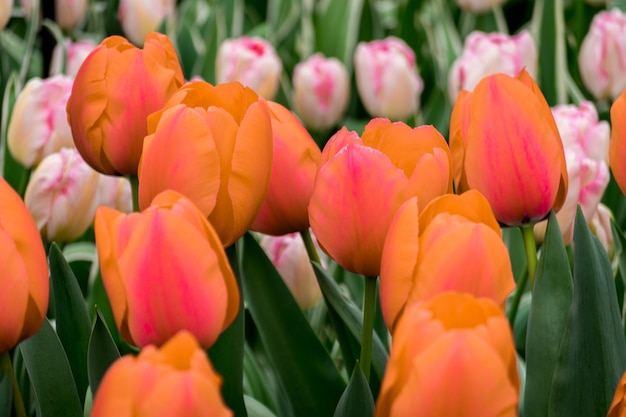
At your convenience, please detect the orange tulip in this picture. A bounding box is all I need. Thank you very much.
[138,81,273,247]
[610,89,626,196]
[608,370,626,417]
[251,101,321,235]
[309,119,452,276]
[375,293,519,417]
[91,331,232,417]
[94,190,239,348]
[449,69,568,226]
[0,178,49,353]
[67,32,184,175]
[380,191,515,330]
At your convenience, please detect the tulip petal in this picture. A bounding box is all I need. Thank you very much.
[406,149,452,211]
[610,90,626,196]
[90,356,138,417]
[449,90,471,192]
[0,232,30,352]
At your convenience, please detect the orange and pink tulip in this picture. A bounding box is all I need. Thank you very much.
[610,89,626,198]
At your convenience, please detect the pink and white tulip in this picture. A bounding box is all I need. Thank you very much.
[0,0,12,31]
[216,37,282,99]
[117,0,176,46]
[448,30,537,101]
[292,54,349,131]
[590,203,614,257]
[21,0,87,30]
[49,39,97,78]
[455,0,506,13]
[98,176,133,214]
[354,37,423,121]
[579,9,626,100]
[8,75,74,168]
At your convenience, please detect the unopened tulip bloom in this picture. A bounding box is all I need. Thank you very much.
[0,0,12,31]
[251,101,320,235]
[91,331,233,417]
[535,101,610,243]
[216,37,282,99]
[375,293,519,417]
[95,190,240,347]
[448,30,537,101]
[309,118,452,276]
[98,175,133,214]
[0,178,48,353]
[455,0,506,12]
[117,0,176,46]
[609,369,626,417]
[610,89,626,196]
[139,81,273,247]
[354,37,423,120]
[590,203,614,257]
[24,148,101,242]
[8,75,74,168]
[380,191,515,330]
[259,232,322,310]
[579,9,626,100]
[49,39,97,78]
[292,53,349,131]
[450,69,568,226]
[21,0,87,30]
[67,33,184,175]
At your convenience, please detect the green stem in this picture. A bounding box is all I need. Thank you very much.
[18,0,40,91]
[129,175,140,212]
[360,275,377,382]
[300,229,321,264]
[521,225,538,290]
[1,352,26,417]
[492,5,509,34]
[507,265,528,326]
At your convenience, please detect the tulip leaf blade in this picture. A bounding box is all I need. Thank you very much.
[314,0,364,71]
[49,243,92,404]
[333,364,374,417]
[547,208,626,416]
[19,319,83,417]
[533,0,567,105]
[87,309,120,396]
[240,233,345,417]
[524,211,573,415]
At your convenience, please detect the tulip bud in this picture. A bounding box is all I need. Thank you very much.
[448,30,537,101]
[67,33,184,175]
[354,37,423,121]
[49,39,97,78]
[8,75,74,168]
[24,148,102,242]
[91,331,233,417]
[590,203,614,258]
[455,0,506,13]
[117,0,176,46]
[98,175,133,214]
[216,36,282,99]
[0,177,49,353]
[292,53,350,131]
[259,232,322,310]
[579,9,626,100]
[21,0,87,30]
[95,190,240,348]
[0,0,12,31]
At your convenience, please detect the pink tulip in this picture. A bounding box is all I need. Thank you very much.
[0,0,12,30]
[98,176,133,214]
[117,0,176,46]
[590,203,614,257]
[21,0,87,30]
[49,39,97,78]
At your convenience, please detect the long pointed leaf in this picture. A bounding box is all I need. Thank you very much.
[333,364,374,417]
[87,309,120,395]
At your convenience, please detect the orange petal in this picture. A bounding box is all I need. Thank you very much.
[406,148,452,211]
[611,90,626,196]
[318,127,362,170]
[449,90,471,192]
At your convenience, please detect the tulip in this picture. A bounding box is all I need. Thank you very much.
[292,53,350,131]
[448,30,537,101]
[95,190,239,347]
[91,331,232,417]
[455,0,506,13]
[216,37,282,99]
[590,203,614,258]
[24,148,102,242]
[380,191,515,330]
[610,89,626,196]
[609,370,626,417]
[259,232,322,310]
[251,101,320,235]
[0,0,11,31]
[309,118,452,276]
[354,37,424,121]
[8,75,74,168]
[579,9,626,100]
[449,69,568,226]
[67,32,184,175]
[21,0,87,30]
[534,101,610,243]
[98,175,133,214]
[49,39,97,78]
[138,81,273,247]
[117,0,176,46]
[0,178,49,353]
[375,293,519,417]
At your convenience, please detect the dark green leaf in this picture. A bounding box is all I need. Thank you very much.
[240,233,345,417]
[20,319,83,417]
[49,243,92,404]
[87,309,120,396]
[333,364,374,417]
[534,0,567,105]
[524,211,573,416]
[548,208,626,416]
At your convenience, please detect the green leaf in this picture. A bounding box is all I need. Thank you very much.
[209,243,247,417]
[524,211,573,416]
[87,309,120,395]
[19,319,83,417]
[609,0,626,12]
[333,364,374,417]
[533,0,567,105]
[49,243,92,404]
[548,208,626,416]
[244,395,278,417]
[240,233,345,417]
[314,0,364,71]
